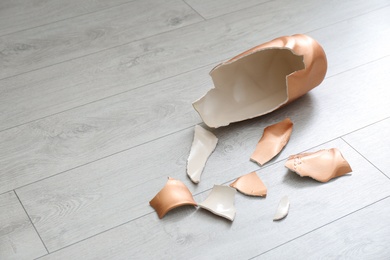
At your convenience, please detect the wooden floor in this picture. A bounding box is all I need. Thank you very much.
[1,0,390,259]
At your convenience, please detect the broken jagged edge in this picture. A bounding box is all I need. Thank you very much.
[230,171,267,197]
[250,118,293,166]
[187,125,218,184]
[285,148,352,182]
[193,34,327,128]
[198,185,236,221]
[149,177,197,219]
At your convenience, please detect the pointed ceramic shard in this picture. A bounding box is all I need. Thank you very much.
[198,185,236,221]
[230,171,267,197]
[187,125,218,183]
[285,148,352,182]
[251,118,293,165]
[273,196,289,221]
[193,34,327,128]
[149,177,197,219]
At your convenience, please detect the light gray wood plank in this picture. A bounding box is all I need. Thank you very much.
[185,0,271,19]
[3,44,390,195]
[343,118,390,178]
[16,128,196,252]
[0,191,47,260]
[308,5,390,77]
[35,139,390,257]
[1,0,389,131]
[0,0,133,36]
[257,196,390,259]
[0,0,203,79]
[0,65,212,194]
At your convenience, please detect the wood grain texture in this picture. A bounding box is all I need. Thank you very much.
[1,0,389,131]
[0,0,132,36]
[343,118,390,179]
[3,0,390,258]
[4,46,390,194]
[257,196,390,259]
[0,191,47,260]
[16,128,196,252]
[0,0,203,79]
[35,139,390,257]
[0,65,211,194]
[185,0,271,19]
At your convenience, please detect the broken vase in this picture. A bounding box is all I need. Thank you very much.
[187,125,218,183]
[251,118,293,165]
[198,185,236,221]
[273,196,290,221]
[285,148,352,182]
[230,171,267,197]
[193,34,327,128]
[149,177,197,219]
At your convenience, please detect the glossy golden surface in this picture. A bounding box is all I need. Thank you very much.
[251,118,293,165]
[285,148,352,182]
[149,177,197,219]
[193,34,327,128]
[228,34,328,103]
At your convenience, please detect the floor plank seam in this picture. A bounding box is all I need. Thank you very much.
[3,0,386,83]
[36,210,157,258]
[1,11,389,132]
[303,2,390,37]
[0,0,138,38]
[319,54,390,81]
[249,194,390,259]
[0,61,215,134]
[31,148,390,257]
[13,190,50,254]
[184,0,274,20]
[12,124,196,192]
[2,49,389,134]
[340,115,390,139]
[7,126,341,203]
[341,137,390,181]
[35,177,245,256]
[0,12,206,82]
[182,0,207,20]
[3,45,389,135]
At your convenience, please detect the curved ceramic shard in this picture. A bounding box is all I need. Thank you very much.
[187,125,218,183]
[193,34,327,128]
[285,148,352,182]
[230,171,267,197]
[149,177,197,219]
[251,118,293,165]
[273,196,290,221]
[198,185,236,221]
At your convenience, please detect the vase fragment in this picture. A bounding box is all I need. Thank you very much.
[285,148,352,182]
[193,34,327,128]
[230,171,267,197]
[251,118,293,165]
[198,185,236,221]
[273,196,290,221]
[187,125,218,183]
[149,177,197,219]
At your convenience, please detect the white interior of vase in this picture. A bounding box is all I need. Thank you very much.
[193,48,305,127]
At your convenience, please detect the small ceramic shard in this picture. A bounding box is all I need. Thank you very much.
[149,177,197,219]
[193,34,327,128]
[187,125,218,183]
[230,171,267,197]
[198,185,236,221]
[251,118,293,165]
[285,148,352,182]
[273,196,289,221]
